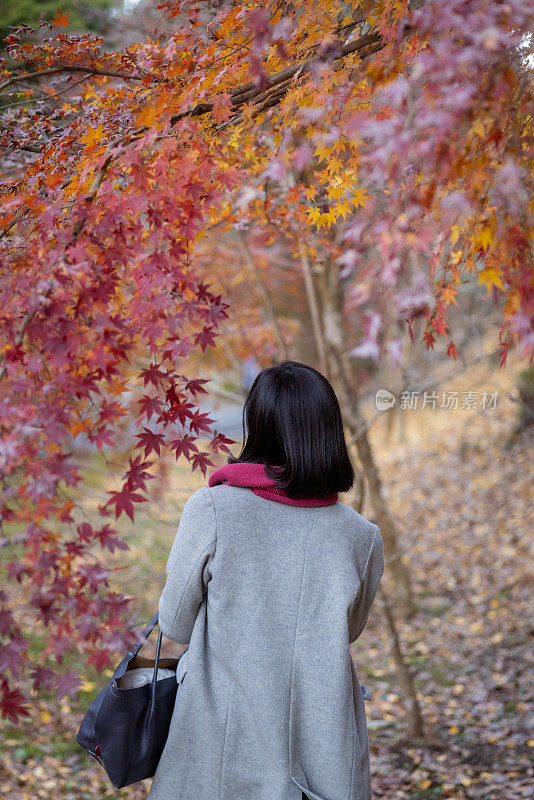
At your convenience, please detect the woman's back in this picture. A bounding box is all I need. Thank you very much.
[149,483,384,800]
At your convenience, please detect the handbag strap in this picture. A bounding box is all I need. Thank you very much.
[128,611,159,658]
[150,628,164,711]
[129,611,171,710]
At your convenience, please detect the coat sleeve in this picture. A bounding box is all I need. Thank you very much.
[348,525,384,645]
[158,487,217,644]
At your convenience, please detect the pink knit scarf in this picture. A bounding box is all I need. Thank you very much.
[207,462,338,507]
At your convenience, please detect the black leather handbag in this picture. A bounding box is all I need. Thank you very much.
[75,611,183,788]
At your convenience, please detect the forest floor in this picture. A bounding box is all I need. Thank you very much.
[1,351,533,800]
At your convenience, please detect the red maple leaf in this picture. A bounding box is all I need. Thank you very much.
[137,394,163,422]
[136,426,166,457]
[422,329,436,350]
[52,9,69,28]
[139,362,167,387]
[123,454,155,492]
[189,408,214,435]
[76,562,110,591]
[191,451,214,476]
[54,669,82,699]
[105,486,147,521]
[194,325,217,352]
[90,426,116,452]
[29,666,57,691]
[209,432,236,454]
[446,340,458,360]
[183,377,210,396]
[87,649,113,674]
[164,336,193,360]
[433,316,448,337]
[0,680,30,722]
[169,434,199,461]
[94,524,130,553]
[47,634,72,664]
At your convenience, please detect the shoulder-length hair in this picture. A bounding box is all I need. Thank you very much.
[227,360,355,499]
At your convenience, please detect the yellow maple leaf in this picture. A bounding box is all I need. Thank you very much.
[79,124,104,149]
[470,119,485,138]
[503,291,520,314]
[336,201,352,220]
[307,206,322,225]
[478,267,504,291]
[84,86,99,101]
[327,180,345,201]
[314,143,330,162]
[450,248,464,267]
[475,226,493,250]
[321,211,337,229]
[137,104,160,128]
[442,284,458,305]
[352,187,369,208]
[327,156,342,173]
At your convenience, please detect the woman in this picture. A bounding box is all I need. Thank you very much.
[148,360,384,800]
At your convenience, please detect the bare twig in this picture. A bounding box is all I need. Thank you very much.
[234,229,290,360]
[0,64,151,94]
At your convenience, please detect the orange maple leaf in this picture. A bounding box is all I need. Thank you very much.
[79,124,104,149]
[53,9,69,27]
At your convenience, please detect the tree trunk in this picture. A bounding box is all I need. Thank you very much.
[292,239,424,739]
[377,586,425,739]
[312,254,415,614]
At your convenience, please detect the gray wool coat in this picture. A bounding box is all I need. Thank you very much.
[148,484,384,800]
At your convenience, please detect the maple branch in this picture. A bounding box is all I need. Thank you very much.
[0,28,388,381]
[0,64,150,94]
[170,31,384,126]
[0,308,43,383]
[2,74,91,110]
[1,25,388,242]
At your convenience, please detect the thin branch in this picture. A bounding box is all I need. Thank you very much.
[1,73,91,110]
[347,346,502,445]
[234,229,290,360]
[0,64,150,94]
[299,241,328,374]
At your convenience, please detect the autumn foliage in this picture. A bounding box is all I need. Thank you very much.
[1,0,533,721]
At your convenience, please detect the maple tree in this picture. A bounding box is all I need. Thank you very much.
[0,1,114,45]
[189,0,533,630]
[1,0,532,723]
